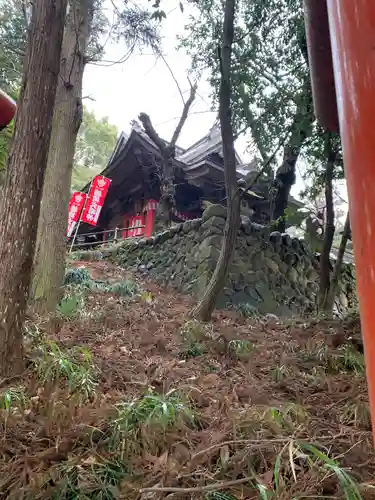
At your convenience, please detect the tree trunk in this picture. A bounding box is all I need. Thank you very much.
[191,0,238,322]
[31,0,93,314]
[0,0,67,377]
[270,79,314,231]
[325,212,350,312]
[139,84,196,228]
[319,132,336,309]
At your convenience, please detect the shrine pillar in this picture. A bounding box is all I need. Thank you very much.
[326,0,375,442]
[144,199,158,237]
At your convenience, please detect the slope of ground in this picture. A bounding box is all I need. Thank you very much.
[0,260,373,499]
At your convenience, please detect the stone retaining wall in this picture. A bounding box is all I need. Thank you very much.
[109,204,356,316]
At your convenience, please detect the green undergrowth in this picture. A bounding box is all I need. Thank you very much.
[300,341,365,375]
[233,302,260,319]
[59,267,141,319]
[178,319,218,360]
[34,340,98,400]
[44,457,128,500]
[69,249,104,261]
[112,389,196,441]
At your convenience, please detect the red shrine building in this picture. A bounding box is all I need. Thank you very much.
[75,122,302,245]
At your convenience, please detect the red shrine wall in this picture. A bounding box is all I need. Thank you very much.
[105,199,197,240]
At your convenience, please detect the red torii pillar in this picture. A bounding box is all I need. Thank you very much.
[0,90,16,130]
[304,0,375,442]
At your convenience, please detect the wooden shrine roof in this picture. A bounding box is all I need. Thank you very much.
[78,122,303,233]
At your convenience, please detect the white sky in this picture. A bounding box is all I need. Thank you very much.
[82,0,348,206]
[83,0,220,149]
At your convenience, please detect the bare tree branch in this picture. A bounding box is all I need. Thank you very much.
[138,112,167,152]
[169,81,197,147]
[157,51,186,106]
[138,75,197,227]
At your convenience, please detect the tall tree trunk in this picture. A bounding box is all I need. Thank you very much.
[270,79,314,231]
[191,0,238,322]
[319,132,336,309]
[31,0,93,314]
[0,0,67,377]
[325,212,350,312]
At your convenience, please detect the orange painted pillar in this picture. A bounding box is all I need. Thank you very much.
[144,199,158,237]
[326,0,375,441]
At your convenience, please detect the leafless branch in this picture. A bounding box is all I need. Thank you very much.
[139,79,197,153]
[169,81,197,147]
[154,109,216,128]
[138,112,166,152]
[87,46,134,66]
[157,51,186,106]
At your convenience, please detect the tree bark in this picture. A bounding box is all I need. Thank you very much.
[325,212,350,312]
[31,0,93,314]
[269,78,314,231]
[318,132,337,310]
[0,0,67,377]
[191,0,239,322]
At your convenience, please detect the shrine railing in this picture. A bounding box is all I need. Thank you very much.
[69,225,146,250]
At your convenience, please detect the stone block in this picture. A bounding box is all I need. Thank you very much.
[284,253,297,267]
[201,234,223,249]
[264,257,280,273]
[269,231,282,249]
[191,218,202,229]
[169,224,181,234]
[197,244,220,264]
[196,259,216,275]
[200,216,225,233]
[202,204,227,221]
[158,230,172,243]
[290,238,301,252]
[287,267,298,283]
[282,233,292,247]
[244,285,262,302]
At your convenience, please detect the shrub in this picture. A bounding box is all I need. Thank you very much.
[109,280,139,297]
[34,341,97,399]
[64,267,92,286]
[57,292,84,318]
[234,302,259,318]
[113,389,195,438]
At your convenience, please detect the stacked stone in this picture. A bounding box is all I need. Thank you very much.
[109,204,356,317]
[114,218,203,291]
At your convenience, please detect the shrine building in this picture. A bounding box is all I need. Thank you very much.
[75,122,302,245]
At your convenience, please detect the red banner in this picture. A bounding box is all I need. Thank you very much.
[67,192,86,237]
[81,175,111,226]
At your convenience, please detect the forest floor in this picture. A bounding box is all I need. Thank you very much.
[0,259,374,499]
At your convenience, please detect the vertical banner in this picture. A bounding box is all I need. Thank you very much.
[81,175,111,226]
[67,192,86,237]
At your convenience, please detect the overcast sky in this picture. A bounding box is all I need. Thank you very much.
[82,0,222,148]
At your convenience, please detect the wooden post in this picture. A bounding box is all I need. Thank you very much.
[326,0,375,442]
